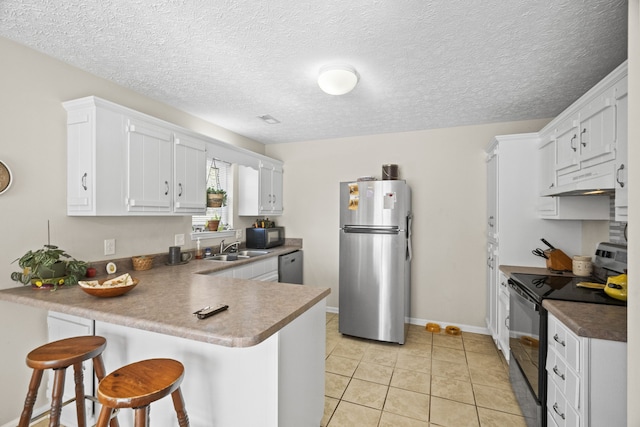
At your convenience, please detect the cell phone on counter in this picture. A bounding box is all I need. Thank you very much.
[193,304,229,319]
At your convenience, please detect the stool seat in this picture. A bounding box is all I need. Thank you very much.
[27,336,107,370]
[96,358,189,427]
[19,335,117,427]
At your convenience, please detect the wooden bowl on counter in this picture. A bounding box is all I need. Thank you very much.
[79,278,139,298]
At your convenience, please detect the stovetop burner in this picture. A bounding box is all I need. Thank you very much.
[509,273,626,306]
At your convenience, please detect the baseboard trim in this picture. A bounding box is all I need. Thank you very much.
[326,306,490,336]
[1,404,49,427]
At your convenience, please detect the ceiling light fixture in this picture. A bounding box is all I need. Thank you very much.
[317,64,359,95]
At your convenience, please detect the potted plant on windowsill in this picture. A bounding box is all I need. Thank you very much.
[10,244,88,290]
[206,187,227,208]
[206,214,221,231]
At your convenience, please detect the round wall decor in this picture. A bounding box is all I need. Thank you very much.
[0,160,12,195]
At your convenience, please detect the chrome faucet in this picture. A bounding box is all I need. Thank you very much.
[220,240,240,254]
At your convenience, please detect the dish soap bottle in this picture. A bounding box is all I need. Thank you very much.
[195,238,203,259]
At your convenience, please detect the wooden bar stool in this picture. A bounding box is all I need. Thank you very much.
[96,358,189,427]
[18,335,118,427]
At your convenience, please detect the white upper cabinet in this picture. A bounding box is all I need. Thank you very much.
[486,144,498,243]
[64,97,211,216]
[238,160,284,216]
[577,85,616,166]
[126,119,173,213]
[173,132,207,214]
[540,61,627,197]
[66,110,96,214]
[614,76,628,221]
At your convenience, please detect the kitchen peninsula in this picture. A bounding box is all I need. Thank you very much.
[0,248,330,427]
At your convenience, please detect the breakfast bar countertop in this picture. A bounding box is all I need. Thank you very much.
[500,265,627,342]
[0,245,330,348]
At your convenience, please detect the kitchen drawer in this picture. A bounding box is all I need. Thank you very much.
[546,347,580,409]
[548,314,581,372]
[547,380,580,427]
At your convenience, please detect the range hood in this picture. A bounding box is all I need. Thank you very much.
[541,165,615,197]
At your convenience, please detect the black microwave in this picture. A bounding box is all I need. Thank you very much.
[245,227,285,249]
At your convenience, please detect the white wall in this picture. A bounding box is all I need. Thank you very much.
[265,120,605,327]
[627,1,639,424]
[0,37,264,424]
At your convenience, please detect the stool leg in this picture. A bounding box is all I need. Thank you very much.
[72,361,87,427]
[96,406,115,427]
[49,368,67,427]
[133,406,150,427]
[92,354,120,427]
[171,388,190,427]
[18,369,44,427]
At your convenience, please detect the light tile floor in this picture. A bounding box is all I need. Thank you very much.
[323,313,527,427]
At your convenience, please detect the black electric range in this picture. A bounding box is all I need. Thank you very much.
[509,241,628,306]
[508,272,626,306]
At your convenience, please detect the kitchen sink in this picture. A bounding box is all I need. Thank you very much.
[207,254,247,261]
[206,250,269,262]
[236,250,270,257]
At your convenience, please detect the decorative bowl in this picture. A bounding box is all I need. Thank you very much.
[79,278,139,298]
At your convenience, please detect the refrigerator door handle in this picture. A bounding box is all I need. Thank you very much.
[407,214,413,261]
[343,225,400,235]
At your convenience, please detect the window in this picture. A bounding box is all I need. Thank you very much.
[192,158,231,232]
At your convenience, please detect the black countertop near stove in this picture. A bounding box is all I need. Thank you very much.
[509,273,626,306]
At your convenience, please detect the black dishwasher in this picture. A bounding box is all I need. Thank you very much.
[278,251,303,284]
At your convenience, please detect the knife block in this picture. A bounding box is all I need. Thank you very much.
[544,249,573,272]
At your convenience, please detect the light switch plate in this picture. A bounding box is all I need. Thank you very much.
[175,233,185,246]
[235,229,242,239]
[104,239,115,255]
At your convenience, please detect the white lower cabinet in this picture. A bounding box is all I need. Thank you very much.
[208,257,279,281]
[47,312,96,426]
[496,272,509,361]
[546,313,626,427]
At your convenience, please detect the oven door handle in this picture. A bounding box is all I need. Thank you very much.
[508,281,540,311]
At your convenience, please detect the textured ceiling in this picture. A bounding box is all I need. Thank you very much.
[0,1,628,144]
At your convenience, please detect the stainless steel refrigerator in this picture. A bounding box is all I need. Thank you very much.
[339,180,412,344]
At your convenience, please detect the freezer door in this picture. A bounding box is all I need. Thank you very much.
[338,230,408,343]
[340,180,409,228]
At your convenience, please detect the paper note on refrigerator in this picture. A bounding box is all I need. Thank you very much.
[383,192,396,209]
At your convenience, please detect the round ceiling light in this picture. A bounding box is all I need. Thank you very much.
[317,65,359,95]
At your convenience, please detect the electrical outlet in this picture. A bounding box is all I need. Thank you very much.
[175,233,185,246]
[235,229,242,239]
[104,239,115,256]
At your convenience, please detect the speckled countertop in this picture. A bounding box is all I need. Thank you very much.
[500,265,627,342]
[0,245,331,348]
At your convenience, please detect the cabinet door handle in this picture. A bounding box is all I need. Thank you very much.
[178,183,183,197]
[505,315,509,328]
[553,333,566,347]
[616,164,625,188]
[272,194,276,204]
[164,181,169,196]
[81,172,87,191]
[580,128,588,147]
[488,215,494,228]
[570,134,577,152]
[552,403,566,420]
[552,365,566,380]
